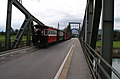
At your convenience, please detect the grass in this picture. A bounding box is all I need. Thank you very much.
[0,35,33,52]
[0,35,5,42]
[0,35,32,46]
[96,41,102,47]
[0,35,31,40]
[96,41,120,48]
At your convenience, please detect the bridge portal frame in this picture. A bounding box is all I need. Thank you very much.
[68,22,81,36]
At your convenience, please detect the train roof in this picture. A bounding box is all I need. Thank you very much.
[34,24,65,32]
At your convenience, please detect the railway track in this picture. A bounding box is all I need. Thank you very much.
[0,46,37,64]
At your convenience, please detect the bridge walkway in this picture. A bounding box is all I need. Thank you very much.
[66,38,92,79]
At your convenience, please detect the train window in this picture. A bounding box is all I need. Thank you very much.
[53,31,54,34]
[44,29,48,36]
[55,31,57,35]
[52,31,53,34]
[48,30,50,34]
[51,30,52,35]
[50,30,52,34]
[59,32,63,36]
[51,30,53,34]
[47,29,57,35]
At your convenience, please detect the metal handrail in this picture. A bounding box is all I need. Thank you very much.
[80,39,120,79]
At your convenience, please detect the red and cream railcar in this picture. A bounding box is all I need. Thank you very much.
[32,24,71,48]
[47,27,57,43]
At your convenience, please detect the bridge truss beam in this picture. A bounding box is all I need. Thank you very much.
[80,0,114,78]
[90,0,102,49]
[5,0,45,50]
[86,0,94,45]
[100,0,114,78]
[5,0,12,50]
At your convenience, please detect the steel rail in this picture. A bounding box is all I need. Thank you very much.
[80,39,120,79]
[84,41,120,78]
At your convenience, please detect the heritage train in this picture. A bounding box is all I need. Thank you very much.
[32,25,71,47]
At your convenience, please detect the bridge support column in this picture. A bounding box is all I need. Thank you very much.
[78,23,81,34]
[90,0,102,49]
[5,0,13,50]
[100,0,114,78]
[85,0,93,44]
[85,6,88,43]
[26,20,33,46]
[87,0,93,45]
[5,0,45,49]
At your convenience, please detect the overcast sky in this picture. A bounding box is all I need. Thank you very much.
[0,0,120,31]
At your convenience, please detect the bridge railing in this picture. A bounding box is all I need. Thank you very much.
[80,38,120,79]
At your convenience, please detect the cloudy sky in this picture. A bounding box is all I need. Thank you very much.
[0,0,120,31]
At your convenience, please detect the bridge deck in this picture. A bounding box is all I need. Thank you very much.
[67,38,92,79]
[0,38,92,79]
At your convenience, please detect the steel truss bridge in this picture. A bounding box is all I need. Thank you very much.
[1,0,120,79]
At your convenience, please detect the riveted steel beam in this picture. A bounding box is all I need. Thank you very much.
[5,0,13,50]
[12,17,32,48]
[100,0,114,78]
[90,0,102,49]
[26,19,33,46]
[86,0,94,44]
[6,0,45,50]
[84,0,89,43]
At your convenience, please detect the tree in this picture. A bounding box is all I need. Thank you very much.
[0,31,5,35]
[13,29,19,35]
[115,32,120,41]
[113,30,120,41]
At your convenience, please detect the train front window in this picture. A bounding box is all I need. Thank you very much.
[44,29,48,36]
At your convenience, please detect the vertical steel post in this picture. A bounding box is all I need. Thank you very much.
[85,0,90,43]
[101,0,114,78]
[79,23,81,34]
[5,0,13,50]
[85,7,88,43]
[58,22,59,29]
[90,0,102,49]
[82,14,86,41]
[26,21,31,46]
[87,0,93,44]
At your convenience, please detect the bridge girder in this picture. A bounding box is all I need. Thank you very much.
[5,0,45,50]
[80,0,114,78]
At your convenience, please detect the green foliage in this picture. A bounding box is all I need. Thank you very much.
[96,41,120,48]
[0,31,5,35]
[97,30,120,41]
[0,35,5,42]
[113,42,120,48]
[0,35,32,46]
[96,41,101,47]
[113,30,120,41]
